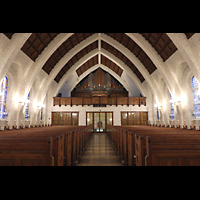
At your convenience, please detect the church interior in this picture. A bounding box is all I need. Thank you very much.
[0,32,200,166]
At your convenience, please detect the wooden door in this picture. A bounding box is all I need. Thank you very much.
[87,112,113,133]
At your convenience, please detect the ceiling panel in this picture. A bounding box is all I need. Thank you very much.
[104,33,157,76]
[3,33,15,39]
[101,55,123,77]
[54,40,98,82]
[43,33,95,75]
[75,55,98,78]
[185,33,195,39]
[21,33,59,61]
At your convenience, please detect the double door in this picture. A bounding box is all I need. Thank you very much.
[86,112,113,133]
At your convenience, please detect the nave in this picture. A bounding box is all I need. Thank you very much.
[76,133,124,166]
[2,33,200,166]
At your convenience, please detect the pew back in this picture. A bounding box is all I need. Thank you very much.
[107,124,200,166]
[0,137,54,166]
[0,125,93,166]
[145,136,200,166]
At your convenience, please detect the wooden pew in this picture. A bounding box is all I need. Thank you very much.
[0,137,54,166]
[0,125,93,166]
[133,127,200,166]
[127,126,200,166]
[107,125,128,165]
[25,125,89,166]
[107,125,200,166]
[59,125,92,166]
[0,126,75,166]
[145,136,200,166]
[0,129,64,166]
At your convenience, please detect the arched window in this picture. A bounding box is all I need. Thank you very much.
[40,107,43,120]
[0,76,8,119]
[191,76,200,118]
[157,107,159,120]
[25,92,30,119]
[170,93,175,120]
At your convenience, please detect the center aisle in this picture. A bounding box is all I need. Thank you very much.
[76,133,124,166]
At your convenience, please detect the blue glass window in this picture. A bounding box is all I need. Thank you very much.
[156,107,159,120]
[0,76,8,119]
[40,107,43,120]
[25,92,30,119]
[192,76,200,118]
[170,93,175,120]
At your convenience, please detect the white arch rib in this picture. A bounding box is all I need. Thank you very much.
[167,33,200,84]
[0,33,31,83]
[126,33,182,96]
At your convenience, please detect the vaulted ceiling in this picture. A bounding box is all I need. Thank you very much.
[3,33,195,87]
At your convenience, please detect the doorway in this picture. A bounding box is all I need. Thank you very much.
[86,112,113,133]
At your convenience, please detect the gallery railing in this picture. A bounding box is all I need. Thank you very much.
[53,96,146,107]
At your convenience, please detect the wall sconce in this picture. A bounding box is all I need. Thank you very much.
[154,104,162,110]
[19,99,30,106]
[19,101,25,106]
[174,100,181,106]
[170,97,181,105]
[37,104,45,109]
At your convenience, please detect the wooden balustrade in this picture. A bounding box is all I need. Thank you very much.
[53,96,146,107]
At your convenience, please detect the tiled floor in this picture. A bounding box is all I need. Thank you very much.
[76,133,124,166]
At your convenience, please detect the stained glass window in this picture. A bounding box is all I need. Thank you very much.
[25,92,30,119]
[170,93,175,120]
[40,107,43,120]
[157,107,159,120]
[0,76,8,119]
[192,76,200,118]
